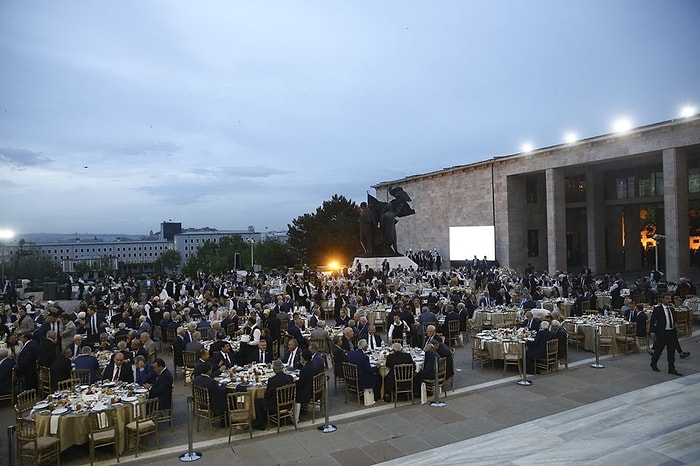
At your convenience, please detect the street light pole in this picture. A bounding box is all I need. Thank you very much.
[249,238,255,270]
[653,234,665,274]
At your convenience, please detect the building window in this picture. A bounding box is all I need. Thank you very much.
[690,169,700,193]
[526,176,537,204]
[527,230,539,257]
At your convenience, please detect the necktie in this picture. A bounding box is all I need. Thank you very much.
[369,337,375,350]
[288,350,294,366]
[92,316,97,333]
[260,351,264,363]
[664,306,673,330]
[113,366,120,382]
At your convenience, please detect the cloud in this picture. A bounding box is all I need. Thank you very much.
[0,147,52,168]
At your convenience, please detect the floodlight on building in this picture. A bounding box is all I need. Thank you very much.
[612,118,633,133]
[564,132,578,144]
[521,143,533,153]
[680,105,697,118]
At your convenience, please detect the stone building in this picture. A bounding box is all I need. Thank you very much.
[373,116,700,281]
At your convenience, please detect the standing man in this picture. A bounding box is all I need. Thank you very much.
[650,293,683,376]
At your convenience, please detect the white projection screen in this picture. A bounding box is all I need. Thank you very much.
[449,226,496,261]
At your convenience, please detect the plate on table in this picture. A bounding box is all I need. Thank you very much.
[121,396,138,402]
[34,402,49,410]
[102,382,117,388]
[134,388,148,394]
[52,407,69,415]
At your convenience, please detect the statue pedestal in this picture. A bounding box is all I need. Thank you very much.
[351,256,418,271]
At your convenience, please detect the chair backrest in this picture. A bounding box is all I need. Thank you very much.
[546,339,558,357]
[310,337,328,353]
[16,389,37,416]
[626,322,637,337]
[115,334,130,345]
[503,341,522,357]
[471,336,482,352]
[437,357,447,381]
[16,417,38,443]
[393,363,415,383]
[134,398,159,422]
[599,325,616,338]
[271,340,280,360]
[448,319,460,334]
[275,383,296,412]
[342,362,358,387]
[88,409,117,434]
[148,350,158,364]
[192,384,210,412]
[312,372,325,398]
[182,351,197,368]
[503,311,517,325]
[226,391,252,418]
[72,368,92,385]
[57,378,79,392]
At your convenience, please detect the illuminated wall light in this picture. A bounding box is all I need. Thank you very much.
[564,132,578,144]
[521,143,533,153]
[612,118,633,133]
[680,105,697,118]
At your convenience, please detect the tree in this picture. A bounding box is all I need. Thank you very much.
[9,239,60,281]
[181,235,250,276]
[255,237,296,270]
[287,194,361,267]
[159,249,182,273]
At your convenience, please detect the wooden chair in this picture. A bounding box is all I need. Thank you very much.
[155,386,174,431]
[310,372,326,423]
[148,349,158,364]
[125,398,160,457]
[16,417,61,466]
[115,334,130,345]
[503,340,523,375]
[581,300,591,313]
[676,309,692,338]
[57,378,80,392]
[390,338,404,346]
[182,351,197,386]
[502,311,517,327]
[161,328,175,354]
[72,368,92,385]
[87,409,119,465]
[562,322,584,352]
[535,339,559,373]
[227,391,253,442]
[424,357,447,399]
[271,340,280,360]
[342,362,363,405]
[558,334,569,369]
[15,389,37,421]
[332,350,345,396]
[598,325,617,356]
[38,366,51,397]
[617,322,637,354]
[447,319,460,348]
[471,336,492,370]
[372,311,385,332]
[267,383,297,433]
[392,363,415,407]
[192,384,225,433]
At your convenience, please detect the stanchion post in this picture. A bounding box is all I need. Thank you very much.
[591,325,605,369]
[318,375,337,433]
[517,340,533,386]
[7,425,16,466]
[179,395,202,462]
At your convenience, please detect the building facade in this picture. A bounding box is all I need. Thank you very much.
[374,116,700,282]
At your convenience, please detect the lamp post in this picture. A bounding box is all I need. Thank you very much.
[0,230,14,292]
[249,238,255,270]
[653,234,665,274]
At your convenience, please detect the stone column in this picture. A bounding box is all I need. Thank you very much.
[586,167,606,274]
[545,168,567,274]
[624,205,642,271]
[662,148,689,282]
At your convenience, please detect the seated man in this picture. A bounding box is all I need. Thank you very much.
[0,348,16,397]
[146,358,174,410]
[50,348,74,390]
[347,339,381,396]
[103,351,134,383]
[383,343,413,401]
[73,346,101,383]
[366,325,383,351]
[295,349,323,419]
[525,321,554,374]
[414,342,439,394]
[134,355,157,385]
[253,359,294,430]
[550,320,568,359]
[193,362,227,419]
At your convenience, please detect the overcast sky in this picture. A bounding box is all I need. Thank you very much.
[1,1,699,237]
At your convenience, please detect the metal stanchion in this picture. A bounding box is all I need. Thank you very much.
[430,356,445,407]
[318,375,337,433]
[517,340,533,386]
[7,425,16,466]
[179,396,202,462]
[591,325,605,368]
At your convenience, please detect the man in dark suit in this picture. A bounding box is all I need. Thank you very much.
[74,347,101,383]
[414,342,439,393]
[39,330,59,368]
[347,339,381,395]
[282,339,302,370]
[366,325,383,351]
[147,358,173,410]
[49,348,73,390]
[384,343,414,401]
[526,321,555,374]
[252,359,294,429]
[650,293,682,375]
[522,310,542,331]
[0,348,16,396]
[134,355,157,385]
[194,362,227,417]
[85,306,106,345]
[211,342,235,371]
[249,339,272,365]
[295,350,322,417]
[102,351,134,383]
[173,328,185,368]
[17,332,40,391]
[287,317,307,350]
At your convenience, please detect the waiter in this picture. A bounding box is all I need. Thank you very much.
[650,293,682,376]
